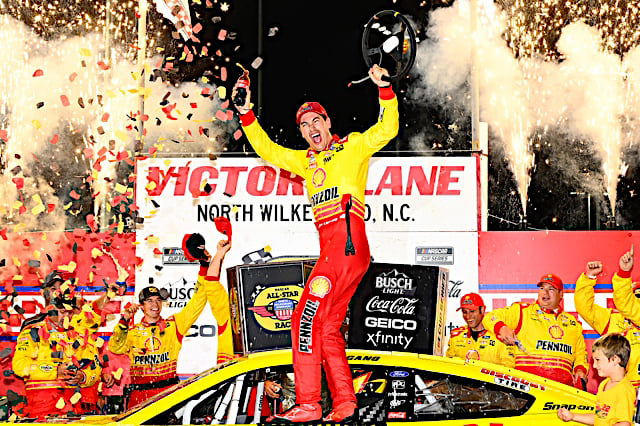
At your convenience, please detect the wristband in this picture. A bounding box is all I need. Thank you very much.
[587,275,597,280]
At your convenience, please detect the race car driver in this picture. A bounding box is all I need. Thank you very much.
[109,237,231,408]
[575,249,640,388]
[484,273,589,388]
[12,294,102,418]
[232,64,398,423]
[446,293,515,368]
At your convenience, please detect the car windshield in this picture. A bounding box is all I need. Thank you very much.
[112,359,239,421]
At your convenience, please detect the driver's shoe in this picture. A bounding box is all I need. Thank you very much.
[267,403,322,423]
[322,400,357,422]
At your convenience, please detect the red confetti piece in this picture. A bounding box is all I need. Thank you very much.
[97,147,107,156]
[0,228,6,240]
[215,110,227,121]
[19,205,26,215]
[47,203,55,213]
[233,129,243,140]
[0,130,8,142]
[11,177,23,190]
[116,151,129,161]
[86,214,97,232]
[202,46,209,56]
[60,95,70,107]
[193,23,203,34]
[69,72,77,82]
[141,114,149,122]
[31,153,40,162]
[83,148,93,159]
[51,134,59,145]
[221,67,227,81]
[32,69,43,77]
[226,110,234,121]
[221,100,230,109]
[190,102,197,108]
[153,248,162,255]
[101,113,110,122]
[201,87,211,95]
[22,238,30,247]
[69,190,81,200]
[149,146,157,156]
[218,29,227,40]
[185,53,194,62]
[97,60,110,70]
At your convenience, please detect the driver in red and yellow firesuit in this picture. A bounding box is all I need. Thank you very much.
[232,64,398,423]
[575,247,640,388]
[483,274,589,388]
[109,238,231,409]
[12,294,102,419]
[446,293,515,368]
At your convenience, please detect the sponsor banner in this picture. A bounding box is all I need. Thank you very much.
[136,156,479,374]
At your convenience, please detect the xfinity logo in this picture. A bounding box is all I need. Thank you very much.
[375,270,414,295]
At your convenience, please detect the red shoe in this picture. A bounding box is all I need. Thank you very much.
[322,401,357,422]
[267,403,322,423]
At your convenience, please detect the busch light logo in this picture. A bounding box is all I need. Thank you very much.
[375,269,415,296]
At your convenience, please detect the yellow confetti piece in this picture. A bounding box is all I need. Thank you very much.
[218,86,227,99]
[115,183,127,194]
[32,194,43,205]
[231,205,239,214]
[12,200,23,210]
[107,290,116,299]
[142,87,153,98]
[115,130,128,141]
[12,257,21,267]
[202,76,209,84]
[63,202,73,210]
[145,62,151,76]
[68,261,77,272]
[164,159,172,167]
[145,181,157,191]
[131,71,141,81]
[56,398,66,410]
[91,248,103,258]
[12,275,23,281]
[34,250,41,260]
[98,382,103,393]
[147,236,160,244]
[105,90,116,98]
[79,48,92,56]
[82,303,92,312]
[89,271,94,282]
[32,119,41,129]
[133,241,140,245]
[32,204,45,215]
[70,392,82,405]
[112,367,124,380]
[62,316,70,329]
[8,414,16,422]
[117,221,124,233]
[128,88,139,94]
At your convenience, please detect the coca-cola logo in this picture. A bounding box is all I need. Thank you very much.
[365,295,418,315]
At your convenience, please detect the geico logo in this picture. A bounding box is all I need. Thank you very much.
[146,164,467,197]
[364,317,417,330]
[186,324,217,338]
[375,276,413,290]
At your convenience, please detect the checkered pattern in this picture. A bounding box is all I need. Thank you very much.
[358,398,385,423]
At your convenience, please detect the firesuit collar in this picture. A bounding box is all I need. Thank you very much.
[536,302,563,316]
[142,318,167,329]
[466,326,487,338]
[306,134,340,155]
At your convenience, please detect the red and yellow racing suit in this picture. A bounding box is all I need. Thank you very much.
[239,86,398,407]
[446,325,515,368]
[108,270,223,408]
[12,315,102,418]
[483,302,589,386]
[576,272,640,388]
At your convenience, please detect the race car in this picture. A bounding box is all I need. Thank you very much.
[8,348,595,425]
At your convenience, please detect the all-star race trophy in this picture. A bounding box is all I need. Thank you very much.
[231,10,416,423]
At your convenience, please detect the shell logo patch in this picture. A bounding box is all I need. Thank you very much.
[312,168,326,188]
[465,350,480,362]
[548,324,564,340]
[309,276,331,298]
[144,336,163,352]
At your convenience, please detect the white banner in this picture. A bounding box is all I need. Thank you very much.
[135,156,479,374]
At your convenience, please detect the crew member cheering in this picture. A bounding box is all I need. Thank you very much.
[232,64,398,423]
[484,273,589,388]
[446,293,514,367]
[109,237,231,408]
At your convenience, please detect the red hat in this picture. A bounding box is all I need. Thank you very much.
[296,102,328,126]
[537,273,563,291]
[457,293,485,311]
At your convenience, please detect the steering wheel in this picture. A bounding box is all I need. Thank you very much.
[361,10,417,81]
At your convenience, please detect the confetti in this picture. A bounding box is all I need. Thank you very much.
[60,95,70,107]
[251,57,263,69]
[56,398,66,410]
[32,69,43,77]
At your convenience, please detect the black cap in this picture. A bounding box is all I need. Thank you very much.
[138,286,170,304]
[43,270,65,289]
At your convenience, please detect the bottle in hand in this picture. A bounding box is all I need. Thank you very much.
[234,70,250,107]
